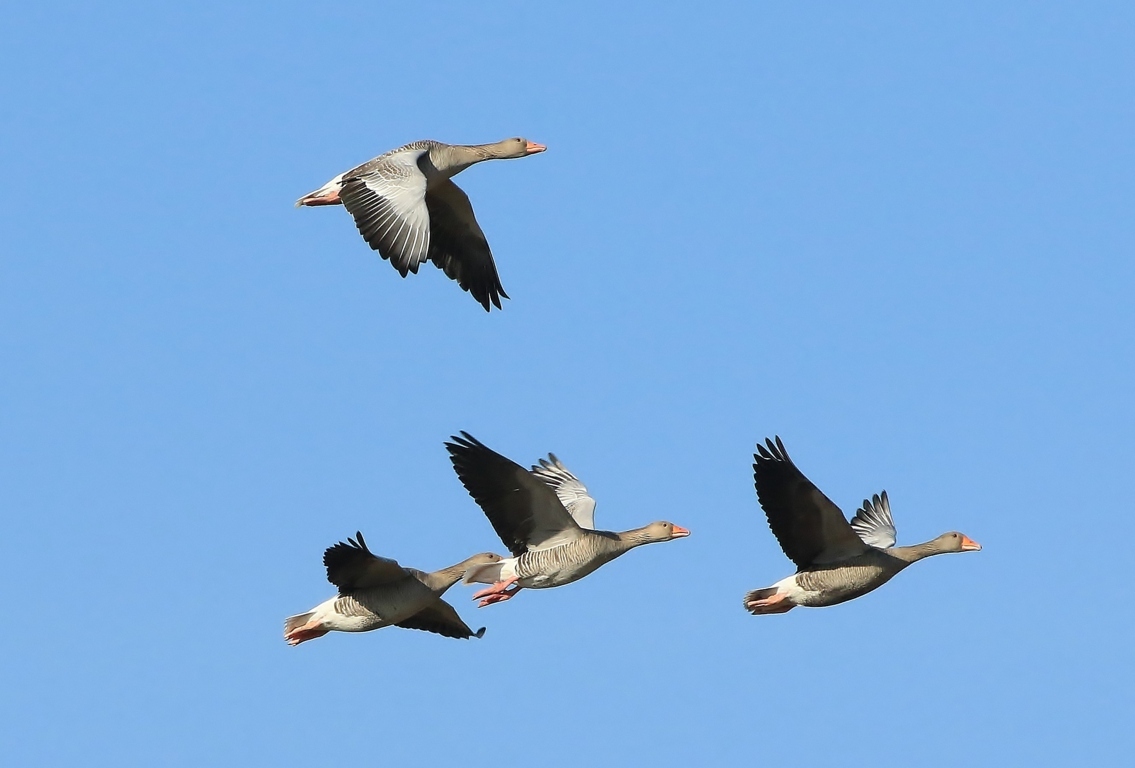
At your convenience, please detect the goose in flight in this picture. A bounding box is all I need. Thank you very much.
[445,432,689,607]
[744,437,981,615]
[297,137,546,311]
[284,532,501,644]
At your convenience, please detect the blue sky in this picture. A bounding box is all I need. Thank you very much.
[2,2,1133,765]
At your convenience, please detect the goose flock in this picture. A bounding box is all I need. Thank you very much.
[284,138,981,645]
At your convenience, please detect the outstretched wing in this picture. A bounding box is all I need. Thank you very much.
[531,453,597,529]
[396,599,485,640]
[323,531,409,593]
[339,146,432,276]
[446,432,581,557]
[850,491,897,549]
[426,179,508,311]
[753,437,869,568]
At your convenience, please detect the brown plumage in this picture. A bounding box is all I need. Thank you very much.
[744,437,981,615]
[283,531,502,644]
[296,138,546,311]
[445,432,690,607]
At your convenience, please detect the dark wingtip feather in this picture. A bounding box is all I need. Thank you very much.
[322,532,373,588]
[353,531,370,553]
[445,431,487,457]
[474,627,486,639]
[755,435,789,464]
[323,535,364,569]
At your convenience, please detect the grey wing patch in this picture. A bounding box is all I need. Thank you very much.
[425,179,507,311]
[396,599,486,640]
[531,454,597,529]
[339,148,431,276]
[323,531,409,592]
[849,491,897,549]
[446,431,581,557]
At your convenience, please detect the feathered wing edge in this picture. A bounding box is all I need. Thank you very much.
[849,491,897,549]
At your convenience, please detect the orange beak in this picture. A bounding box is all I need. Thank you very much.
[960,535,982,551]
[670,524,691,539]
[524,141,547,155]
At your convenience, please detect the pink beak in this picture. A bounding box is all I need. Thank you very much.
[670,524,691,539]
[525,141,547,155]
[960,535,982,551]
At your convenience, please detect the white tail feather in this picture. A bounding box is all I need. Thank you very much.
[283,611,314,634]
[295,173,346,207]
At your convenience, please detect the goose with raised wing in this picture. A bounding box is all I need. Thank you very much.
[283,532,501,644]
[743,436,981,615]
[446,433,690,607]
[296,137,546,311]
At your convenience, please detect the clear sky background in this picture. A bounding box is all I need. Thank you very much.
[2,2,1132,765]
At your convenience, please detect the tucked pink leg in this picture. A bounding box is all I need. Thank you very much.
[473,577,519,600]
[745,591,796,615]
[298,191,341,206]
[473,578,522,608]
[285,621,330,646]
[478,584,522,607]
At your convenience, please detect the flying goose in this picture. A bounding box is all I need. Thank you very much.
[296,137,546,311]
[744,437,981,615]
[445,432,690,607]
[283,532,502,645]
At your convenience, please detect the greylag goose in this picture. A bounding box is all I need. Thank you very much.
[744,437,981,615]
[283,532,501,645]
[445,432,690,607]
[296,137,546,311]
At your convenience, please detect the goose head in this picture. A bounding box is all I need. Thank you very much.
[934,531,982,553]
[496,137,546,158]
[462,552,505,567]
[637,521,691,543]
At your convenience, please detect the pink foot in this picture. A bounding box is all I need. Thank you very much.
[478,584,522,608]
[285,622,330,646]
[473,577,519,601]
[297,191,341,206]
[745,592,795,615]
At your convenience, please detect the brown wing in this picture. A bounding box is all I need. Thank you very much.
[753,437,869,568]
[425,180,508,312]
[323,531,410,593]
[396,599,485,640]
[446,431,581,557]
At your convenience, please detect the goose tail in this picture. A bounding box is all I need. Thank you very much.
[283,611,329,645]
[295,174,345,207]
[742,587,796,615]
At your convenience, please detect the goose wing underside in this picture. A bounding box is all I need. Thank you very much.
[850,491,897,549]
[530,453,597,530]
[396,599,484,640]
